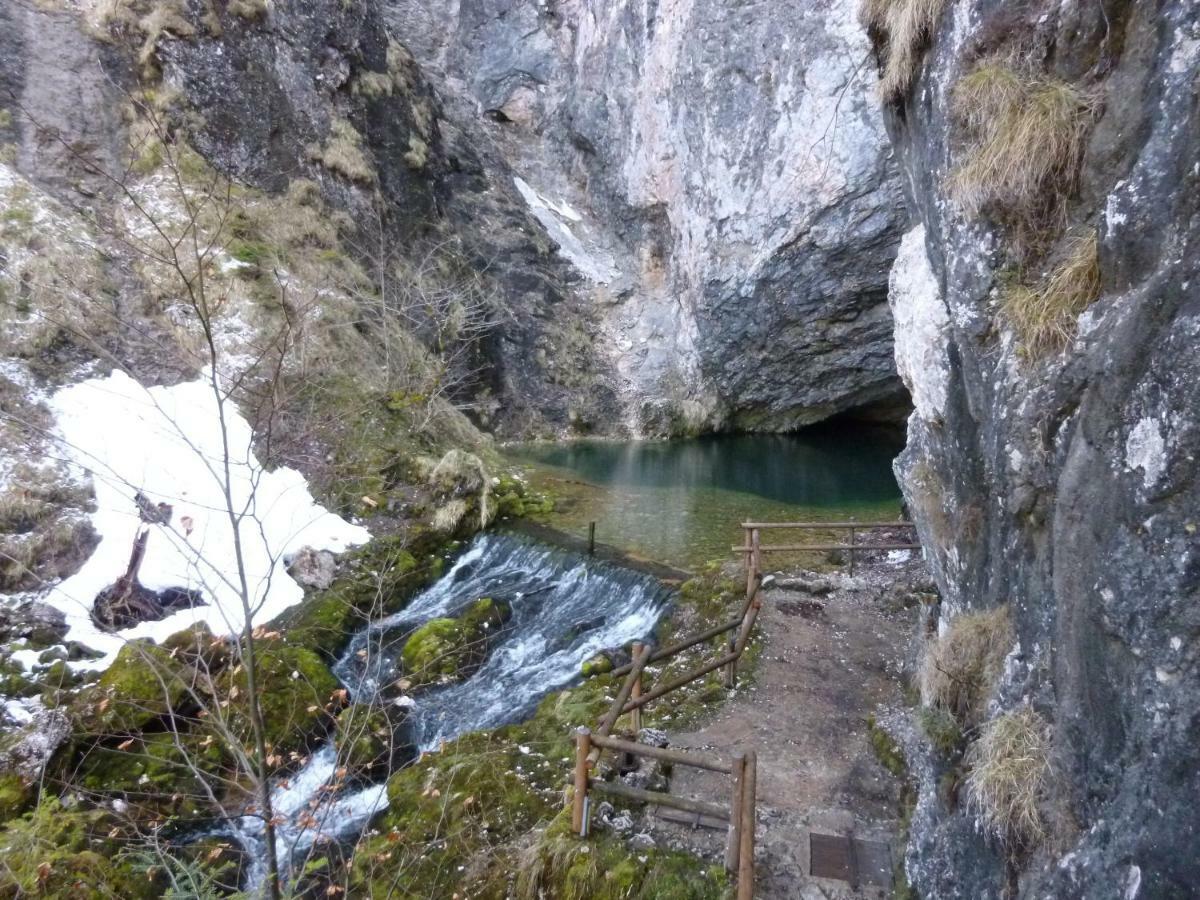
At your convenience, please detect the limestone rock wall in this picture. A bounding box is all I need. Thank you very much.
[384,0,911,432]
[877,0,1200,895]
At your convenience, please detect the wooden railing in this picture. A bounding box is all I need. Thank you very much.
[733,520,918,575]
[568,567,766,898]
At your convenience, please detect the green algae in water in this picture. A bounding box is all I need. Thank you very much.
[504,426,905,569]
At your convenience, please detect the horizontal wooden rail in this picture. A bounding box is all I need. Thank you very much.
[732,542,921,553]
[609,618,740,678]
[596,645,651,738]
[587,778,730,820]
[589,733,733,774]
[740,521,914,529]
[621,651,739,714]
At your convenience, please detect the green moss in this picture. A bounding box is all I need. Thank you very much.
[867,714,908,780]
[227,238,276,266]
[400,597,509,688]
[72,642,192,737]
[0,799,162,898]
[516,815,730,900]
[73,730,230,816]
[580,653,613,677]
[271,531,446,660]
[0,772,31,820]
[334,704,394,777]
[917,706,963,756]
[220,641,339,758]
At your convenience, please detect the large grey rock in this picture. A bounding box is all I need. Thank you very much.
[876,0,1200,896]
[383,0,910,433]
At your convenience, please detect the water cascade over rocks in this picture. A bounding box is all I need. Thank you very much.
[226,532,670,889]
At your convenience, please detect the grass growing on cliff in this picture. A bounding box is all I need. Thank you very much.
[860,0,950,101]
[308,117,376,184]
[951,60,1096,231]
[919,606,1012,728]
[1002,231,1101,356]
[964,705,1053,847]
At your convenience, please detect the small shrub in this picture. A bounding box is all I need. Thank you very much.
[860,0,950,101]
[964,705,1053,847]
[951,59,1096,231]
[1002,231,1101,356]
[919,605,1012,728]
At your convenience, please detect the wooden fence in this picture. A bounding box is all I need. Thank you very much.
[569,568,766,899]
[733,520,918,575]
[567,518,917,897]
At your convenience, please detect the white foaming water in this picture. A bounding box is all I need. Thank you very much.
[223,532,669,892]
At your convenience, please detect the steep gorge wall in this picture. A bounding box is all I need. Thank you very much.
[877,0,1200,895]
[385,0,911,432]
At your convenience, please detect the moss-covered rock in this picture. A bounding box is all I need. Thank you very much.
[271,530,448,660]
[71,641,193,737]
[220,641,340,758]
[581,652,614,677]
[400,597,510,688]
[334,704,401,778]
[73,729,231,816]
[0,799,162,898]
[0,771,31,820]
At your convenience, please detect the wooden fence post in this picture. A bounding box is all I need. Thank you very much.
[588,522,596,555]
[751,528,761,583]
[630,643,644,734]
[572,727,591,835]
[848,524,856,575]
[724,634,737,689]
[737,750,757,900]
[725,753,746,873]
[742,525,753,597]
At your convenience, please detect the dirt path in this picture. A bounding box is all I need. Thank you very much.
[647,553,930,898]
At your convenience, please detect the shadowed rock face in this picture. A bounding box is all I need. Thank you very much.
[879,0,1200,895]
[383,0,910,433]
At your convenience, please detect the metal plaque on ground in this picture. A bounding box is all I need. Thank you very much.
[808,832,892,887]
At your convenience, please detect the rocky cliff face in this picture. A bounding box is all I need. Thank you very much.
[3,0,910,438]
[876,0,1200,895]
[384,0,911,432]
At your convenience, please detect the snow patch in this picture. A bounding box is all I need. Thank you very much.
[41,371,369,670]
[889,226,950,420]
[1125,417,1167,488]
[513,176,618,283]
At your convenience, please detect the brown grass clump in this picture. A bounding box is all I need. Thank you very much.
[307,118,376,184]
[964,705,1053,847]
[1002,231,1101,356]
[951,60,1096,227]
[919,605,1013,728]
[860,0,950,101]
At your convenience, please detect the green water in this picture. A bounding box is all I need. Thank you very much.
[503,424,906,570]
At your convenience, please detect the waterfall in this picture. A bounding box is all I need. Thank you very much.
[221,531,670,892]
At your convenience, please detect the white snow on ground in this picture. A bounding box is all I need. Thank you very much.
[39,370,370,671]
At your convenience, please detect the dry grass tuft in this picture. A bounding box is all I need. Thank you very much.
[965,705,1053,847]
[1002,231,1101,356]
[432,498,468,533]
[860,0,950,101]
[307,118,376,184]
[919,605,1013,728]
[951,60,1096,227]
